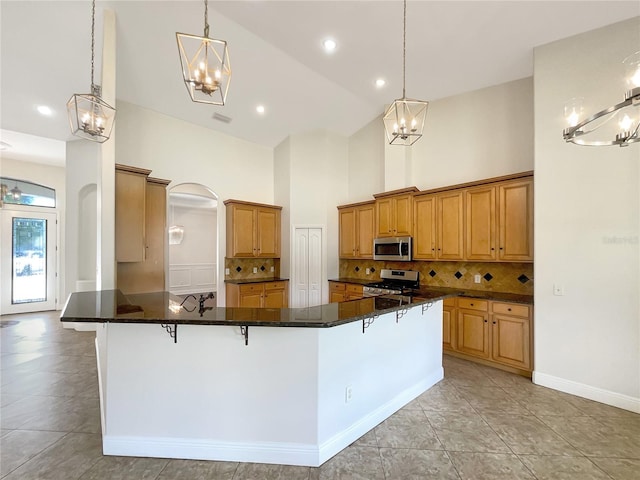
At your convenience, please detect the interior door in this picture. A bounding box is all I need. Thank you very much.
[1,209,57,314]
[292,227,323,308]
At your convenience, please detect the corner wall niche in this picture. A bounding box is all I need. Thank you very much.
[168,183,218,297]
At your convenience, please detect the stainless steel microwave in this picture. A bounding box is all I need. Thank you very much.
[373,236,412,261]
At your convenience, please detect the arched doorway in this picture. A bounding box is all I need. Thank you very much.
[167,183,218,300]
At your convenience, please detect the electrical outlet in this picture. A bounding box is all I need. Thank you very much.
[253,267,258,274]
[345,385,353,404]
[225,268,230,275]
[366,268,370,275]
[553,284,565,296]
[474,274,481,283]
[270,266,274,272]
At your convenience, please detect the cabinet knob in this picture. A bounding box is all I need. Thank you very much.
[470,303,474,306]
[500,247,503,250]
[508,308,512,311]
[491,247,495,251]
[484,319,488,323]
[493,321,496,324]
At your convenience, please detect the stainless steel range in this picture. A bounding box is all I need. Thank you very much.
[363,269,420,297]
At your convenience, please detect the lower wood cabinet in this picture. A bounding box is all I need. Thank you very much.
[444,297,532,376]
[329,282,364,302]
[226,281,289,308]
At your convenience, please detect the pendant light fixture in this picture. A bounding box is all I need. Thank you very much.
[10,182,22,201]
[66,0,116,143]
[383,0,428,146]
[563,50,640,147]
[177,0,231,105]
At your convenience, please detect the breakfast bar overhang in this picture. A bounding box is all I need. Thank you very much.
[61,290,445,467]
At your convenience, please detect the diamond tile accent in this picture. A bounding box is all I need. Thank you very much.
[260,265,265,271]
[235,266,242,272]
[355,266,360,272]
[370,267,376,273]
[483,273,493,282]
[454,271,462,279]
[429,270,437,277]
[518,274,530,284]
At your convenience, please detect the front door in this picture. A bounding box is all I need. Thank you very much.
[1,209,57,314]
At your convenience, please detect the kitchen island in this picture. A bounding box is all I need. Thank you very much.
[61,290,445,467]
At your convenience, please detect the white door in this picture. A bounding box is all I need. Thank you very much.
[293,227,323,308]
[1,209,57,314]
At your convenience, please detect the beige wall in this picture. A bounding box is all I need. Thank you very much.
[534,17,640,411]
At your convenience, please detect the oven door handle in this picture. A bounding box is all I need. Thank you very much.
[398,240,404,257]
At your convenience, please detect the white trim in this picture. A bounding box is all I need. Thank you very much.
[290,224,327,306]
[102,370,444,467]
[533,371,640,414]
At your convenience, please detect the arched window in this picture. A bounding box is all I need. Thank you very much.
[0,178,55,208]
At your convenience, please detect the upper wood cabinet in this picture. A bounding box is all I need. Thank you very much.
[374,187,418,237]
[413,194,437,260]
[115,164,151,262]
[498,179,533,261]
[117,177,170,294]
[437,190,465,260]
[465,185,497,261]
[338,201,375,259]
[224,200,282,258]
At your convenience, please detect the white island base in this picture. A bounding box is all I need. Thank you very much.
[96,302,443,467]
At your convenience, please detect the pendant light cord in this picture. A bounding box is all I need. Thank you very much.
[402,0,406,98]
[204,0,209,38]
[90,0,95,88]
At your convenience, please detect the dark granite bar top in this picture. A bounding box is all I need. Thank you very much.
[328,278,533,305]
[60,290,443,328]
[224,278,289,285]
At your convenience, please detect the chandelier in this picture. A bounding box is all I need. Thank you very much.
[177,0,231,105]
[66,0,116,143]
[563,51,640,147]
[383,0,428,146]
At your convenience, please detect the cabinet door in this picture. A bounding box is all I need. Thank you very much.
[330,291,345,303]
[442,305,456,351]
[339,208,356,258]
[491,313,531,370]
[393,194,413,236]
[356,205,375,258]
[413,195,436,259]
[264,288,286,308]
[457,309,490,358]
[437,191,464,260]
[329,282,346,303]
[239,284,264,307]
[115,169,147,262]
[466,186,497,261]
[498,179,533,261]
[256,207,280,257]
[376,198,393,237]
[229,204,257,257]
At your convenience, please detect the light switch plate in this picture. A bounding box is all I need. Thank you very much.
[253,267,258,274]
[225,268,230,275]
[474,274,481,283]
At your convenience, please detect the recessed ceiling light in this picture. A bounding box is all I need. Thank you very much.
[375,78,386,88]
[256,105,265,114]
[37,105,52,116]
[322,39,337,52]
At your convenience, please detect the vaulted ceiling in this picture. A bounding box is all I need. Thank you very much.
[1,1,638,164]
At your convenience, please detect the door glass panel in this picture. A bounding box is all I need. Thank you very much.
[12,218,47,304]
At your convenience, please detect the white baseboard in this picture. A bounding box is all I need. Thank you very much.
[533,371,640,414]
[103,367,445,467]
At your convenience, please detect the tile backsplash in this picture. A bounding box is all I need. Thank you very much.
[339,260,533,295]
[224,258,280,280]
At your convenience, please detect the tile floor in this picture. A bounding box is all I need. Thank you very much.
[1,311,639,480]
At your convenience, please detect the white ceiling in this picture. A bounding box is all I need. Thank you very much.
[1,1,639,166]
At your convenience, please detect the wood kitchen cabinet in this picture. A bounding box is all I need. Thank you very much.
[413,194,437,260]
[329,282,364,302]
[465,185,497,261]
[226,280,289,308]
[338,201,375,259]
[436,190,464,260]
[374,187,418,238]
[498,179,533,261]
[224,200,282,258]
[117,176,171,294]
[456,298,490,359]
[115,164,151,263]
[445,297,533,376]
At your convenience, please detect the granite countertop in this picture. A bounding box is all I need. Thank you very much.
[60,290,443,328]
[224,278,289,285]
[328,279,533,305]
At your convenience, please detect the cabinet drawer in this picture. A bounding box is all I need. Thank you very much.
[264,281,287,290]
[239,284,263,294]
[492,302,530,317]
[345,284,363,295]
[458,298,488,311]
[443,297,456,307]
[329,282,346,292]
